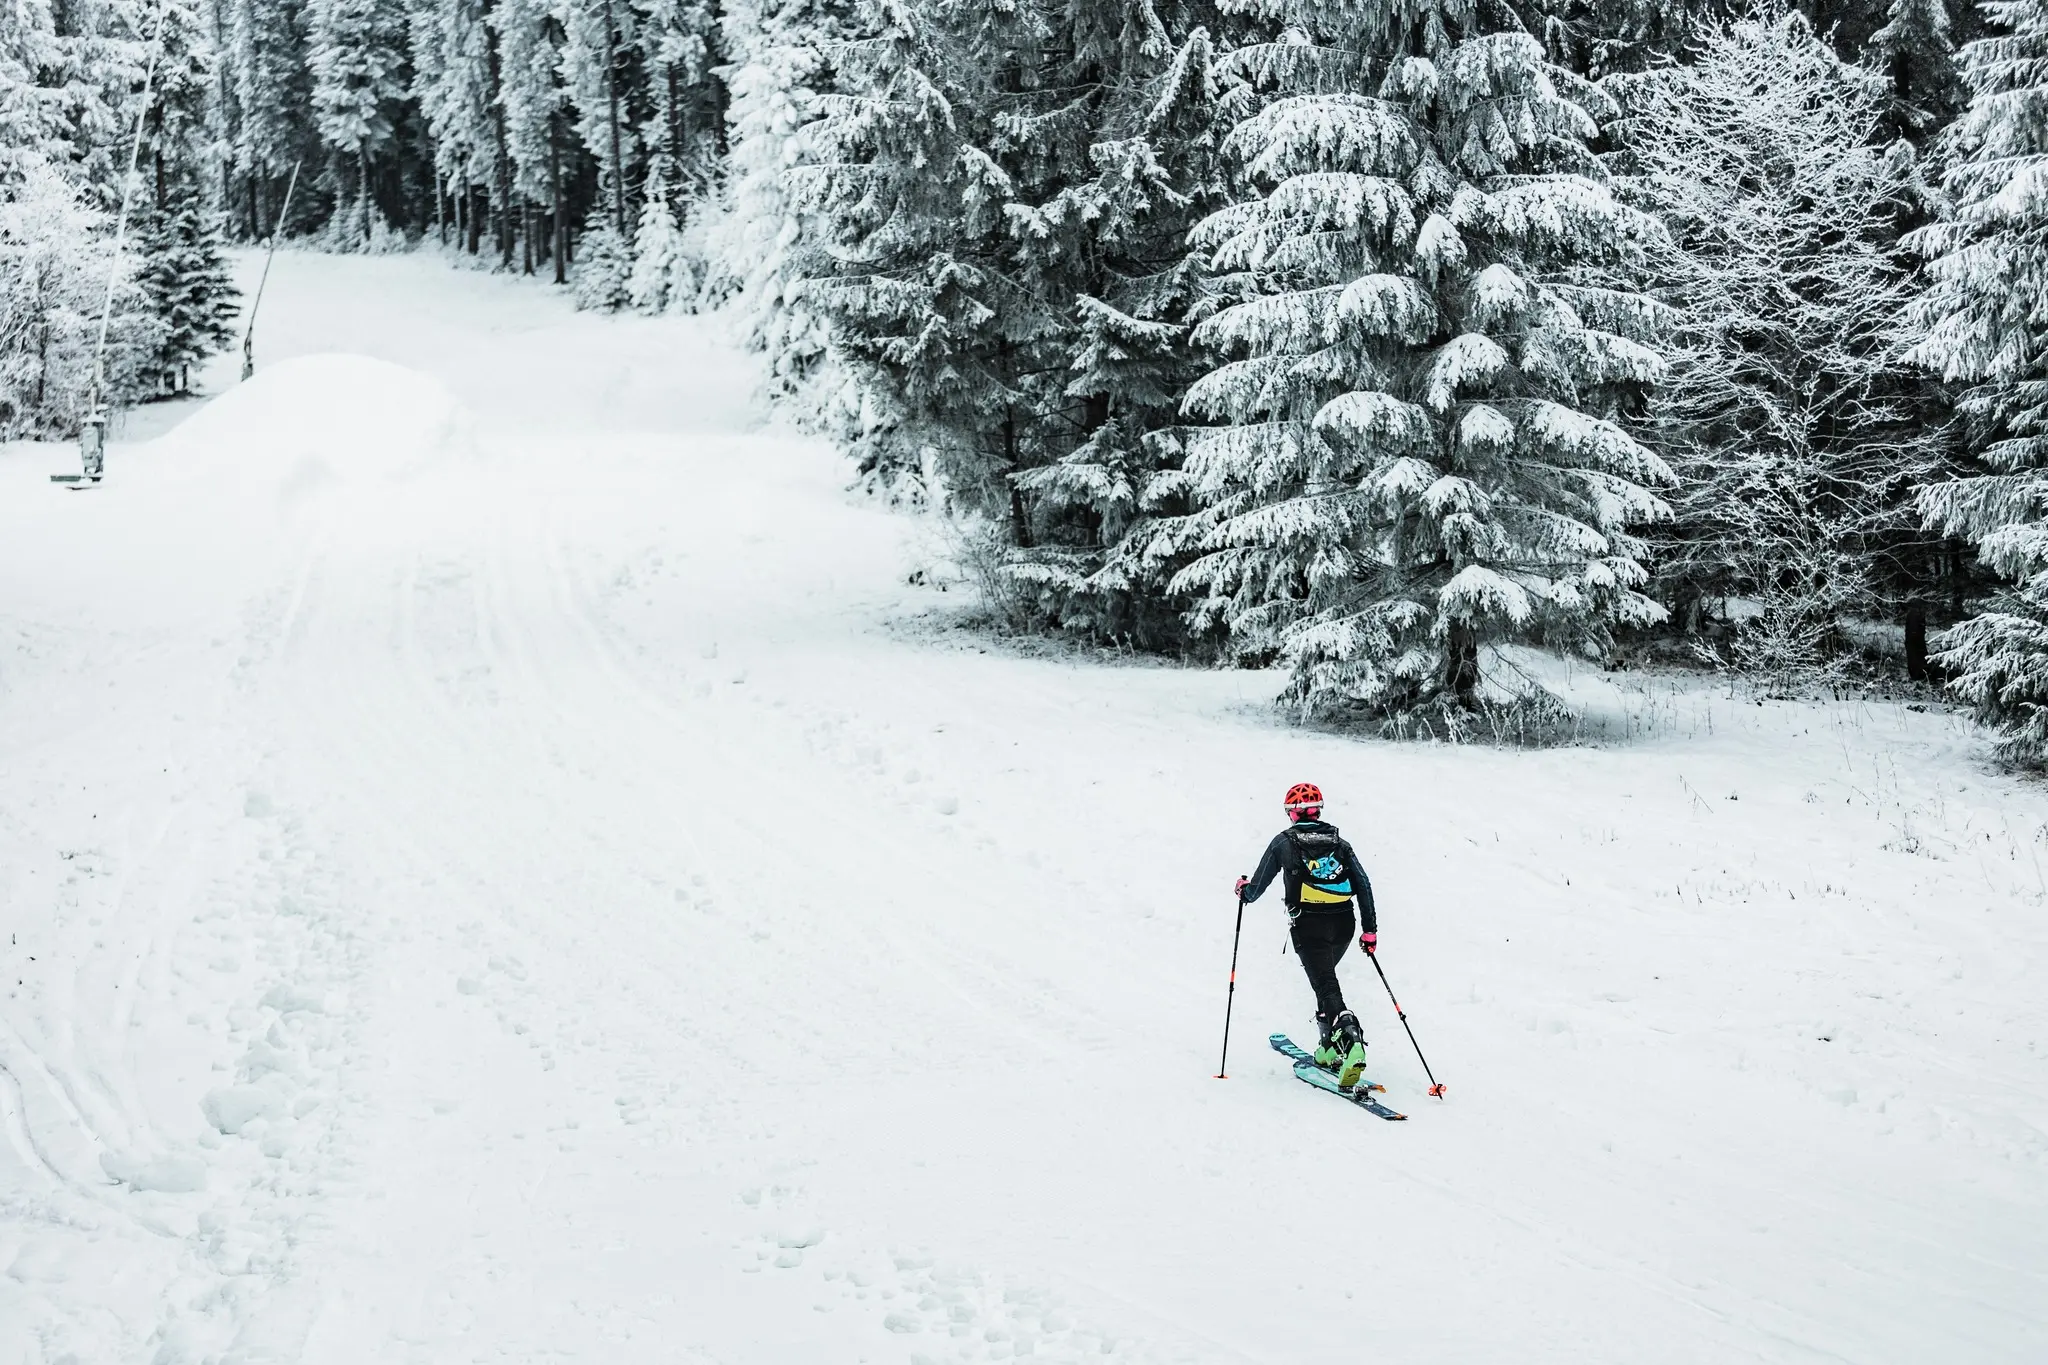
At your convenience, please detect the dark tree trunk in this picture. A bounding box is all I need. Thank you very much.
[604,0,627,236]
[1444,623,1481,710]
[522,202,535,274]
[1905,601,1929,682]
[466,186,483,255]
[248,174,261,242]
[550,119,567,284]
[487,22,515,269]
[667,62,683,176]
[1004,411,1033,547]
[357,147,371,244]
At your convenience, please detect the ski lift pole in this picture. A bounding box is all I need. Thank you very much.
[241,160,300,380]
[58,2,165,486]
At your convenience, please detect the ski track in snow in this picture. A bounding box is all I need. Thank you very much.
[2,250,2046,1364]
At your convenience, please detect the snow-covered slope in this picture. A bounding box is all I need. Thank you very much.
[2,252,2044,1365]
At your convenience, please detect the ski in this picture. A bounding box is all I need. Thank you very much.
[1268,1034,1408,1120]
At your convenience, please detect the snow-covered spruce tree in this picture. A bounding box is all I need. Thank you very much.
[628,161,687,309]
[797,0,1240,645]
[1906,0,2048,765]
[794,0,1062,511]
[412,0,496,250]
[493,0,572,278]
[1161,0,1672,722]
[223,0,320,237]
[127,0,241,395]
[1625,12,1933,692]
[717,0,857,397]
[560,0,641,238]
[636,0,724,196]
[1528,0,1702,79]
[635,0,729,299]
[134,180,239,394]
[308,0,409,246]
[1001,24,1236,645]
[572,213,635,308]
[1870,0,1964,143]
[0,3,70,184]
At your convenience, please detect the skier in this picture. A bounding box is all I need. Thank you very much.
[1235,782,1378,1088]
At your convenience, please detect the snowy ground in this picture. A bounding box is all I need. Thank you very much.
[3,251,2045,1365]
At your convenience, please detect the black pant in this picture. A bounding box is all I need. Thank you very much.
[1290,906,1354,1022]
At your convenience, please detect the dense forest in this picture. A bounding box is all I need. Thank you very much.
[6,0,2048,762]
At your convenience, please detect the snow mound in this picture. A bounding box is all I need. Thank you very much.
[99,1151,207,1194]
[150,352,476,489]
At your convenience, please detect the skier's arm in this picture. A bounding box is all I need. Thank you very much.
[1240,834,1289,903]
[1342,842,1377,932]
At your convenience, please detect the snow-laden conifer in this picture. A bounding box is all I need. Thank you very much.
[1906,0,2048,765]
[1164,0,1671,720]
[1870,0,1962,143]
[559,0,640,237]
[309,0,409,245]
[412,0,496,225]
[1003,25,1235,645]
[717,0,853,396]
[573,215,635,310]
[628,163,689,311]
[222,0,318,233]
[135,181,240,395]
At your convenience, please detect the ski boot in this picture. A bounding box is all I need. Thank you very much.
[1331,1010,1368,1090]
[1312,1015,1343,1071]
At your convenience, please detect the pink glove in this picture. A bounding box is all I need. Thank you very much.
[1359,932,1377,954]
[1234,875,1250,897]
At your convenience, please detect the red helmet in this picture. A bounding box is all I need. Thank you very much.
[1283,782,1324,820]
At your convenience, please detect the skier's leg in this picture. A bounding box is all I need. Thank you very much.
[1291,914,1349,1065]
[1289,915,1346,1018]
[1326,907,1368,1087]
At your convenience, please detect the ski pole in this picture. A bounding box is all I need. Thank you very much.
[1366,949,1446,1098]
[1216,887,1247,1078]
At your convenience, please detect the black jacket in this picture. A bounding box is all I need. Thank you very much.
[1242,820,1377,929]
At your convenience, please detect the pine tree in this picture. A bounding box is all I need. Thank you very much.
[573,213,635,308]
[308,0,409,245]
[1906,0,2048,764]
[636,0,724,195]
[1870,0,1963,142]
[1161,0,1673,721]
[413,0,496,243]
[1002,22,1235,645]
[134,178,240,393]
[0,0,69,184]
[223,0,319,237]
[717,0,855,393]
[628,161,687,309]
[797,0,1053,506]
[493,0,571,276]
[561,0,640,236]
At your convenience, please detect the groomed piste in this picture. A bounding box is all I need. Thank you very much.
[1,251,2043,1365]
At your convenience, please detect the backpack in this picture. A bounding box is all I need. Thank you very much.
[1284,826,1353,906]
